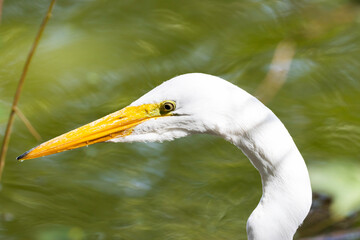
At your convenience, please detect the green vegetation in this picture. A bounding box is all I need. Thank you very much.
[0,0,360,239]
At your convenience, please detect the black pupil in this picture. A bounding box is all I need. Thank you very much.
[164,103,172,111]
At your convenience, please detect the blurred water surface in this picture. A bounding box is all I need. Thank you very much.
[1,0,360,239]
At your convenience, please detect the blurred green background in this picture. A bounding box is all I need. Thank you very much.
[1,0,360,239]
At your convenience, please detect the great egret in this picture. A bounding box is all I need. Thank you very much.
[18,73,312,240]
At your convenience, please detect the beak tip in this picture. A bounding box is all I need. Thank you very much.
[17,150,30,161]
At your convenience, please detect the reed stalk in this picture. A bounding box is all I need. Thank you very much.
[0,0,57,180]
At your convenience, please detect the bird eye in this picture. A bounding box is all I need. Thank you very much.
[160,101,176,113]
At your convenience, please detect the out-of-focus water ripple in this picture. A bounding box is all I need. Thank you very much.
[1,0,360,239]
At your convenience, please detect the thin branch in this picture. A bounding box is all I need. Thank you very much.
[0,0,56,180]
[255,41,296,104]
[0,0,4,24]
[14,107,42,141]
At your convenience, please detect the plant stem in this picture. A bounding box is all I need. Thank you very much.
[0,0,4,24]
[0,0,57,181]
[14,107,42,141]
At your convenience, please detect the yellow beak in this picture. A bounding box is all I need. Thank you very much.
[17,103,164,161]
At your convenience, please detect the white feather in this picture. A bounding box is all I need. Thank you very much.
[109,73,312,240]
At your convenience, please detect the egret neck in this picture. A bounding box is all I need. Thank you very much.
[214,93,312,240]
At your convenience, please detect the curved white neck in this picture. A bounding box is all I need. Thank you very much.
[216,94,312,240]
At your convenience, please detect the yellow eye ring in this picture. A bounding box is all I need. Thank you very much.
[160,101,176,113]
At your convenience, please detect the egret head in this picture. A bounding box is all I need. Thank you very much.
[17,73,243,160]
